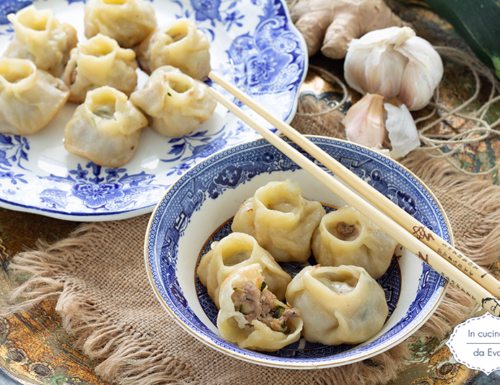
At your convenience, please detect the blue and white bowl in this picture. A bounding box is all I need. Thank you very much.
[145,136,450,368]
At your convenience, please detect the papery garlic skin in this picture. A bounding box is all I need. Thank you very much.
[397,37,443,110]
[345,94,386,149]
[344,27,443,111]
[384,103,420,159]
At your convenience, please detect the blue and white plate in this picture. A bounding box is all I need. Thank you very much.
[0,0,307,220]
[145,136,450,368]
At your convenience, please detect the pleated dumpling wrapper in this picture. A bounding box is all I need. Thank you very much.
[64,86,148,168]
[217,264,303,351]
[63,34,138,103]
[312,206,398,279]
[84,0,156,48]
[137,18,210,80]
[286,265,388,345]
[197,232,291,309]
[130,66,216,137]
[4,5,77,77]
[231,180,325,262]
[0,58,69,135]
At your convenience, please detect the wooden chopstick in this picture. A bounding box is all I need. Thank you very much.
[206,82,500,317]
[208,71,500,301]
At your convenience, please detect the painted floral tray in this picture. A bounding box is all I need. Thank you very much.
[0,0,307,221]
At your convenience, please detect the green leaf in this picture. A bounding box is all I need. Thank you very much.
[425,0,500,79]
[260,282,267,291]
[493,56,500,79]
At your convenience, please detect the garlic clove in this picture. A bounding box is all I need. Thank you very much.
[384,102,420,158]
[344,46,371,94]
[364,44,407,99]
[396,37,443,110]
[345,93,386,149]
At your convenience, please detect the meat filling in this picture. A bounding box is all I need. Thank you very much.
[69,68,77,85]
[336,221,360,241]
[231,279,298,334]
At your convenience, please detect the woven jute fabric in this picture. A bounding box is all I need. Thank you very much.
[5,114,500,385]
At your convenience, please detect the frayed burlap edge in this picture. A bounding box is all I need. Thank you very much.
[5,225,193,385]
[402,151,500,268]
[4,150,500,385]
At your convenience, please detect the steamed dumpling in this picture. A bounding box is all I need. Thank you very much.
[63,34,138,103]
[217,264,303,351]
[64,86,147,167]
[137,18,210,79]
[84,0,156,48]
[232,180,325,262]
[312,206,398,279]
[197,232,291,308]
[4,5,77,77]
[285,265,388,345]
[130,66,216,137]
[0,58,69,135]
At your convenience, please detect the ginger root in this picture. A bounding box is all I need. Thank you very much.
[291,0,405,59]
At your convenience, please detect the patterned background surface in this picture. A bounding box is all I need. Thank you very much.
[0,0,499,383]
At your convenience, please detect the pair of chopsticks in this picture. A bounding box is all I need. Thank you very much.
[207,71,500,317]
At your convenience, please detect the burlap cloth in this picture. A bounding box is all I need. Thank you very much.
[5,114,500,385]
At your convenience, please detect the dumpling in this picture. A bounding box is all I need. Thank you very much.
[285,265,388,345]
[197,232,291,308]
[63,34,138,103]
[137,18,210,79]
[217,264,303,351]
[4,5,77,77]
[0,58,69,135]
[130,66,216,137]
[231,180,325,262]
[312,206,398,279]
[64,86,148,167]
[84,0,156,48]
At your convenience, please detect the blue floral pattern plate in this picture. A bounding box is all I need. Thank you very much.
[145,136,450,368]
[0,0,307,221]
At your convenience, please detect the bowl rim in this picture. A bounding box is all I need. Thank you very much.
[144,135,452,369]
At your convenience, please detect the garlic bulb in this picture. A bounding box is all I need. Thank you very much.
[345,94,386,149]
[344,27,443,111]
[384,103,419,158]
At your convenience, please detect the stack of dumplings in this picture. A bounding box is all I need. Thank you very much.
[198,180,398,352]
[232,180,325,262]
[217,264,303,351]
[4,6,77,77]
[63,34,138,103]
[0,58,69,135]
[0,3,215,168]
[84,0,157,48]
[197,232,291,308]
[64,87,148,168]
[137,18,211,80]
[130,66,216,138]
